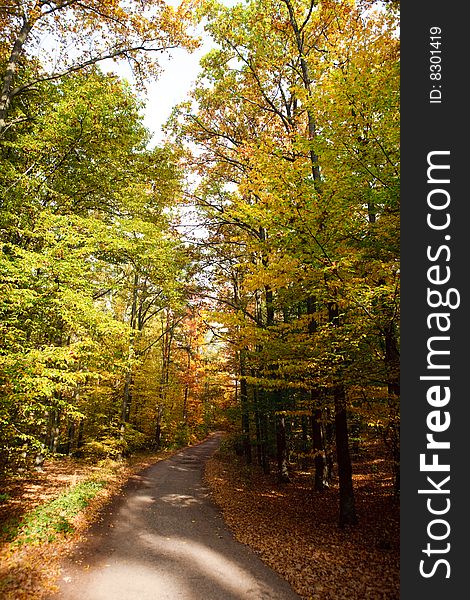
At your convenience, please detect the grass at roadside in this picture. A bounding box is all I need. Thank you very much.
[0,450,175,600]
[2,480,107,547]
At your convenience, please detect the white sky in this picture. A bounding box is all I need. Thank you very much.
[143,0,240,144]
[142,43,210,144]
[102,0,238,146]
[101,46,208,146]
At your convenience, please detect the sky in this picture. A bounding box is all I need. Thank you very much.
[34,0,216,146]
[103,0,238,146]
[141,0,240,144]
[141,43,211,144]
[102,42,209,146]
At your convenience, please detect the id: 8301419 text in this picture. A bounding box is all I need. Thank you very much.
[429,26,443,104]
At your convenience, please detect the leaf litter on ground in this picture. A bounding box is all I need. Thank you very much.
[0,438,399,600]
[204,438,399,600]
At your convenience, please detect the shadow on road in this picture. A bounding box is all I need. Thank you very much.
[52,433,300,600]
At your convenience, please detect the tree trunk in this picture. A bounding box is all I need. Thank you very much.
[183,347,191,423]
[77,419,84,449]
[66,422,75,456]
[276,414,290,482]
[301,414,308,447]
[385,326,400,494]
[306,298,327,490]
[50,409,60,454]
[281,0,320,184]
[154,405,163,449]
[240,370,252,464]
[153,309,174,449]
[311,404,326,491]
[327,302,357,526]
[334,384,358,527]
[0,15,34,135]
[265,285,274,326]
[45,407,60,453]
[324,408,335,484]
[254,404,262,467]
[122,372,133,423]
[121,272,139,427]
[259,403,270,475]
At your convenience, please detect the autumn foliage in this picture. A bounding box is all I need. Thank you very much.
[1,0,399,596]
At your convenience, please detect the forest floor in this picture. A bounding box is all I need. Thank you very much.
[0,436,399,600]
[0,449,177,599]
[204,438,399,600]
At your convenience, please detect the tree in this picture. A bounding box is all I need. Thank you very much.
[0,0,197,135]
[170,0,399,523]
[0,67,188,470]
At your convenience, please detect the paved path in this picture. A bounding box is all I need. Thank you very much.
[52,433,300,600]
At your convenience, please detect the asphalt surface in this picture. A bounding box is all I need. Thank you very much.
[52,432,301,600]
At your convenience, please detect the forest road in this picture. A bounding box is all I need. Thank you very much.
[51,432,301,600]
